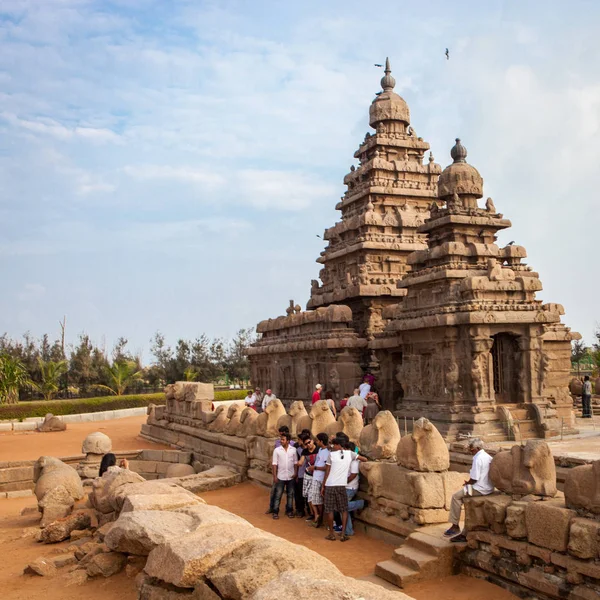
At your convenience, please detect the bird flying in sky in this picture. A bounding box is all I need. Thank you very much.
[374,63,383,68]
[445,48,450,60]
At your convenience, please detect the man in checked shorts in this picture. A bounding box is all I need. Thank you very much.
[321,436,353,541]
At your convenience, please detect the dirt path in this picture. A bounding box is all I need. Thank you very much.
[0,416,168,461]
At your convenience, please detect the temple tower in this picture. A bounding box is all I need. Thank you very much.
[373,139,579,440]
[307,58,442,343]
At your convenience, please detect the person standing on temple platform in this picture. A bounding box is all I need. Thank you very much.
[261,388,277,411]
[363,390,381,424]
[252,388,263,412]
[309,432,329,528]
[582,375,593,418]
[244,390,256,410]
[324,390,337,418]
[267,431,297,520]
[347,388,368,416]
[312,383,323,404]
[359,375,372,398]
[322,436,352,542]
[339,393,350,411]
[297,431,318,522]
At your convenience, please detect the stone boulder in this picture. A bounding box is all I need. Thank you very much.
[106,510,199,555]
[237,407,259,438]
[564,460,600,514]
[569,378,583,396]
[165,464,195,478]
[252,570,413,600]
[34,456,84,526]
[37,413,66,432]
[41,511,91,543]
[207,537,340,599]
[309,400,336,436]
[89,467,146,516]
[359,410,401,460]
[277,401,310,437]
[396,417,449,472]
[490,440,556,497]
[223,403,244,436]
[86,551,127,577]
[255,399,287,438]
[121,492,203,513]
[110,480,199,514]
[207,405,230,433]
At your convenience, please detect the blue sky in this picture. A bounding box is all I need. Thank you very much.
[0,0,598,361]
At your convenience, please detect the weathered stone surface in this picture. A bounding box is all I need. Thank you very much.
[237,407,259,438]
[37,414,66,432]
[41,512,92,543]
[89,467,146,515]
[223,403,244,436]
[277,401,310,438]
[126,555,147,578]
[482,494,513,534]
[111,479,194,514]
[396,417,449,472]
[526,500,576,552]
[490,440,557,497]
[51,552,77,568]
[165,464,196,478]
[82,431,112,455]
[25,557,57,577]
[34,456,84,504]
[64,570,88,587]
[122,492,202,513]
[138,574,220,600]
[308,400,336,436]
[206,405,230,433]
[564,460,600,514]
[207,537,340,599]
[359,411,401,460]
[331,406,363,444]
[38,485,76,527]
[505,500,529,539]
[568,517,600,559]
[86,551,127,577]
[251,570,413,599]
[256,398,287,437]
[144,524,272,588]
[106,510,199,556]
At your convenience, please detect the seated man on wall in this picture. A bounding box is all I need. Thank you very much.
[444,438,494,542]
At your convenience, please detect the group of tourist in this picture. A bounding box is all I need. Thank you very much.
[267,425,366,542]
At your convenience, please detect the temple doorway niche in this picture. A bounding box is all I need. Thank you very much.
[491,333,520,403]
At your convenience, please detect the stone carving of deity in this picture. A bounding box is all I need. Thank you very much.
[471,353,486,399]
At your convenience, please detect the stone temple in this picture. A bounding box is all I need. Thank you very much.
[248,59,579,441]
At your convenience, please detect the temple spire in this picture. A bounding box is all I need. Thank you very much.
[380,56,396,92]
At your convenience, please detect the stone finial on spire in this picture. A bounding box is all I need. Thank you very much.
[380,57,396,92]
[450,138,467,163]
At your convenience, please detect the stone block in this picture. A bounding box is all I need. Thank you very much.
[165,464,195,478]
[13,422,36,431]
[7,488,34,498]
[483,494,512,534]
[162,451,182,463]
[551,551,600,579]
[177,452,193,464]
[222,446,248,467]
[0,465,34,484]
[568,518,600,560]
[526,501,576,552]
[156,462,170,475]
[0,423,13,432]
[140,473,160,480]
[129,461,159,474]
[121,493,202,513]
[139,450,164,462]
[443,471,466,509]
[86,551,127,577]
[506,501,529,539]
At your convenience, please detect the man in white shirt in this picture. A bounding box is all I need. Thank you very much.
[322,437,353,541]
[342,443,365,536]
[445,438,494,542]
[261,388,277,411]
[267,432,297,519]
[308,432,330,528]
[347,388,368,414]
[359,378,371,398]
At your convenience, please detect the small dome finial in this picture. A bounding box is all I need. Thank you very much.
[380,57,396,92]
[450,138,467,163]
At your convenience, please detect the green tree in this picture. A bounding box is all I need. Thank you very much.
[99,360,143,396]
[183,367,198,381]
[32,359,69,401]
[0,354,32,404]
[69,334,110,394]
[571,339,589,377]
[224,328,254,384]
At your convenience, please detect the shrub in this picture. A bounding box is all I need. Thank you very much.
[0,388,248,420]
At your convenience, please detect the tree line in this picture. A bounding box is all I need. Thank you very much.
[0,329,254,404]
[571,328,600,377]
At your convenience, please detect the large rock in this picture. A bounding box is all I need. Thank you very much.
[564,460,600,514]
[111,481,199,513]
[25,557,57,577]
[396,417,449,472]
[37,413,66,432]
[138,574,219,600]
[41,511,91,543]
[145,524,274,588]
[173,503,250,528]
[106,510,199,555]
[251,570,414,600]
[489,440,556,497]
[86,551,127,577]
[89,467,146,515]
[207,537,340,599]
[122,492,203,513]
[38,485,75,527]
[359,411,401,460]
[82,431,112,455]
[34,456,84,504]
[525,500,576,552]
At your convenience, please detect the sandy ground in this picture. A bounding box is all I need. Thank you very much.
[0,416,167,461]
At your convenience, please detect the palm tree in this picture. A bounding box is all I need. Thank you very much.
[32,359,69,401]
[183,367,198,381]
[0,354,32,404]
[99,360,142,396]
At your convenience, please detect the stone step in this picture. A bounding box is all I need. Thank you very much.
[405,530,453,556]
[375,560,420,588]
[393,546,435,571]
[509,409,530,420]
